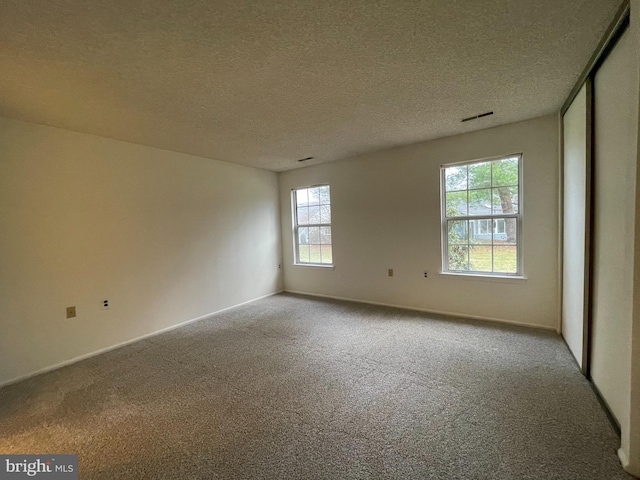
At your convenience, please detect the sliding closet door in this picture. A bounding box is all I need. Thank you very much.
[591,27,638,427]
[562,83,590,371]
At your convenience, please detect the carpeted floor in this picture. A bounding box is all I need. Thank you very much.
[0,293,632,479]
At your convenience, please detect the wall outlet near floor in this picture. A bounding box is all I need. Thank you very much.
[66,306,76,318]
[424,271,428,278]
[102,299,110,310]
[388,268,394,277]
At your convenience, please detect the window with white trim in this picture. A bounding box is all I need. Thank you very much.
[293,185,332,265]
[441,154,522,276]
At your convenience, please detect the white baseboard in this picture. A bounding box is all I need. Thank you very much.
[0,290,283,389]
[618,447,629,469]
[284,289,557,332]
[618,447,640,478]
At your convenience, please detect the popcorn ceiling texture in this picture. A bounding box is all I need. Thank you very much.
[0,0,622,171]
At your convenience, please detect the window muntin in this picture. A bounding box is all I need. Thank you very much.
[442,155,521,276]
[293,185,332,265]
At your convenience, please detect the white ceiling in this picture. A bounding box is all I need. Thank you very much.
[0,0,622,171]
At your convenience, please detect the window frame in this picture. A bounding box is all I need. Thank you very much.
[292,184,333,267]
[440,153,524,277]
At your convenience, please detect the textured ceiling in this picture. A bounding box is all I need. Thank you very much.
[0,0,622,171]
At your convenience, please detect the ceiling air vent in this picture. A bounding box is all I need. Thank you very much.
[461,111,494,123]
[297,156,314,163]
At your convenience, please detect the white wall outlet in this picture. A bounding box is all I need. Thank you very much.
[424,271,428,278]
[101,299,110,310]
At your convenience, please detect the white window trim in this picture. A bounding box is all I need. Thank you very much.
[292,184,333,267]
[440,153,524,278]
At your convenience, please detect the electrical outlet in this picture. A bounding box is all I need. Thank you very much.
[66,306,76,318]
[102,299,110,310]
[424,271,428,278]
[388,268,394,277]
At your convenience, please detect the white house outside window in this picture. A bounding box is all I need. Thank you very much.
[293,185,332,266]
[441,155,522,276]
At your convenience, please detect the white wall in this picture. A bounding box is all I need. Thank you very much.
[0,117,282,386]
[562,84,588,367]
[591,25,638,443]
[279,115,559,329]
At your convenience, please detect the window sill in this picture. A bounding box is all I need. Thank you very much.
[439,271,527,283]
[293,263,335,270]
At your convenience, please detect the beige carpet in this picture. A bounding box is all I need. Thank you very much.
[0,293,632,479]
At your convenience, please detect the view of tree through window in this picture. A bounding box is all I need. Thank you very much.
[442,155,521,275]
[293,185,332,265]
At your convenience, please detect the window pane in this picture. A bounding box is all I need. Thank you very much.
[499,218,517,245]
[448,245,469,271]
[492,157,519,187]
[448,220,467,244]
[320,245,332,264]
[320,204,331,224]
[318,185,331,205]
[294,184,332,266]
[308,226,320,244]
[308,205,320,223]
[296,188,309,206]
[469,245,492,272]
[446,191,467,216]
[298,227,309,245]
[492,187,518,214]
[309,245,322,263]
[445,166,467,191]
[297,207,309,225]
[442,156,520,276]
[307,187,320,206]
[320,227,332,245]
[468,162,491,189]
[494,246,517,273]
[298,245,310,263]
[469,219,492,244]
[468,189,491,216]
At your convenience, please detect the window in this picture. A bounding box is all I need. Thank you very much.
[441,155,521,276]
[292,185,332,265]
